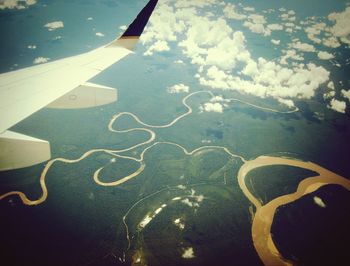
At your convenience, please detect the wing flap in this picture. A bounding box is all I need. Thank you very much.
[47,82,117,109]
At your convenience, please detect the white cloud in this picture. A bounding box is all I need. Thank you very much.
[271,39,280,45]
[179,17,248,70]
[341,89,350,101]
[284,22,295,28]
[33,57,50,64]
[243,13,271,36]
[87,17,93,21]
[0,0,36,9]
[174,218,185,229]
[140,3,183,45]
[313,196,326,208]
[285,27,293,33]
[200,102,224,113]
[307,34,322,44]
[322,36,341,48]
[95,32,105,37]
[305,22,327,36]
[323,90,335,100]
[167,83,189,94]
[181,198,199,208]
[210,95,227,102]
[44,21,64,31]
[280,49,304,64]
[200,62,329,100]
[119,25,127,31]
[278,98,295,108]
[328,98,346,113]
[290,41,316,52]
[328,7,350,46]
[317,51,334,60]
[327,81,335,90]
[243,6,255,12]
[267,23,283,31]
[175,0,216,8]
[27,45,36,49]
[144,40,170,56]
[142,0,331,109]
[223,3,246,20]
[280,13,290,21]
[182,247,195,259]
[174,59,184,64]
[53,35,62,41]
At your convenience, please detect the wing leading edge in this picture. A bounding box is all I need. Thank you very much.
[0,0,158,170]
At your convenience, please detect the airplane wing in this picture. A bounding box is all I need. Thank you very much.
[0,0,158,171]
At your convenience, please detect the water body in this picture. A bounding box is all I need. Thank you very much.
[237,156,350,265]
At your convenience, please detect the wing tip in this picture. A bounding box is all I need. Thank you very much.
[108,0,158,50]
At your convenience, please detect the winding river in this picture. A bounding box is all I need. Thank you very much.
[238,156,350,266]
[1,90,348,266]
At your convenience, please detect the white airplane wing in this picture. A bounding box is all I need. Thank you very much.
[0,0,158,171]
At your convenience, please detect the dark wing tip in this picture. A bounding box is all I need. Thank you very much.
[121,0,158,38]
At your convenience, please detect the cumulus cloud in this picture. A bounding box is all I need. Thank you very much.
[278,98,295,108]
[174,59,184,64]
[243,14,271,36]
[33,57,50,64]
[323,90,335,100]
[52,35,62,41]
[267,23,283,31]
[167,83,189,93]
[210,95,227,103]
[95,32,104,37]
[304,22,328,45]
[243,6,255,12]
[199,61,329,100]
[341,89,350,101]
[290,41,316,52]
[144,40,170,56]
[142,0,331,109]
[200,102,224,113]
[317,51,334,60]
[223,3,246,20]
[27,45,36,49]
[271,39,280,45]
[181,198,199,208]
[327,81,335,90]
[0,0,36,9]
[182,247,195,259]
[328,98,346,113]
[179,20,249,70]
[175,0,216,8]
[328,7,350,46]
[140,3,184,45]
[313,196,326,208]
[280,49,304,65]
[44,21,64,31]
